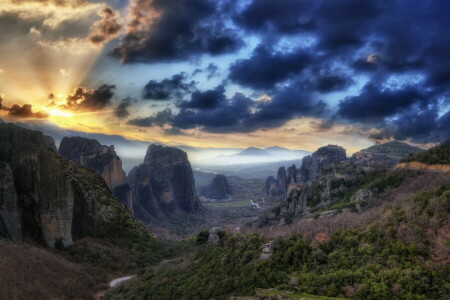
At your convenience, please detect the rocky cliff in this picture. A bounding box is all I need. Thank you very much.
[127,144,202,220]
[0,123,146,247]
[200,174,231,200]
[299,145,347,183]
[58,137,132,210]
[254,160,368,227]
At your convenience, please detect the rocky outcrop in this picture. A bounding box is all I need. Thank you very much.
[127,144,202,220]
[277,167,288,193]
[0,123,146,247]
[265,165,299,199]
[254,160,367,227]
[299,145,347,183]
[287,164,298,184]
[200,174,231,200]
[58,137,132,210]
[260,241,274,260]
[208,227,224,245]
[265,176,283,197]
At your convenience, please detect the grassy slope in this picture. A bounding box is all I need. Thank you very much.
[359,141,422,157]
[105,171,450,300]
[402,141,450,165]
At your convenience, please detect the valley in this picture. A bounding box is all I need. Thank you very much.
[0,123,449,299]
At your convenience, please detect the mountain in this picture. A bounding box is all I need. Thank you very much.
[358,141,423,157]
[237,147,271,156]
[212,146,310,165]
[352,141,424,168]
[0,123,146,247]
[195,159,300,179]
[127,144,202,220]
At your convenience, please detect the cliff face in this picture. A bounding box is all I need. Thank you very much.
[254,160,367,227]
[299,145,347,183]
[128,145,202,220]
[58,137,132,210]
[200,174,231,200]
[58,137,127,190]
[0,124,146,247]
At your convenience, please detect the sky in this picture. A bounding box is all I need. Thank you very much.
[0,0,449,154]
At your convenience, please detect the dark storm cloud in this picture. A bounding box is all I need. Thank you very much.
[229,45,311,89]
[337,82,426,122]
[63,84,116,111]
[172,92,254,132]
[8,104,48,119]
[143,73,195,100]
[132,80,326,133]
[178,85,225,110]
[311,69,353,93]
[114,97,132,119]
[235,0,316,33]
[371,107,450,144]
[112,0,241,63]
[118,0,450,143]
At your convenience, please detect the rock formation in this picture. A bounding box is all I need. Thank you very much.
[208,227,224,245]
[265,176,282,197]
[277,166,288,193]
[299,145,347,183]
[287,164,298,184]
[200,174,231,200]
[58,137,132,210]
[0,123,145,247]
[254,160,366,227]
[260,241,274,260]
[127,144,202,220]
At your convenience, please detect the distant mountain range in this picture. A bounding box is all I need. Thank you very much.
[195,159,300,179]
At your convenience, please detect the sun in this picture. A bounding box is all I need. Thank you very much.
[47,108,74,117]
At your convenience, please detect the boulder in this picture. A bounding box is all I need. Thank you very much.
[208,227,224,245]
[260,241,274,259]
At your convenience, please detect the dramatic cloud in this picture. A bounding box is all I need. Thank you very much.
[129,80,325,133]
[8,104,48,119]
[114,97,132,119]
[143,73,195,100]
[88,6,122,45]
[371,107,450,144]
[235,0,315,33]
[63,84,116,111]
[337,82,426,122]
[112,0,241,63]
[178,85,225,110]
[229,45,311,90]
